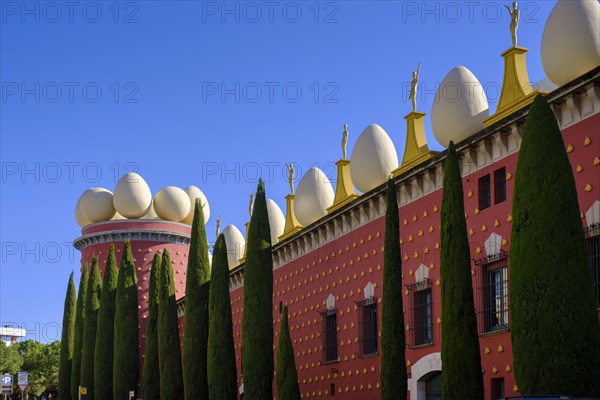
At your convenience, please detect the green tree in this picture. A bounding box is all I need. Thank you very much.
[80,257,102,399]
[158,250,184,400]
[275,306,300,400]
[440,141,484,400]
[113,240,140,399]
[0,341,23,376]
[380,178,407,400]
[242,179,274,400]
[510,95,600,395]
[94,245,118,400]
[142,254,161,400]
[71,266,89,400]
[58,272,76,400]
[183,199,211,400]
[207,233,237,400]
[19,340,61,397]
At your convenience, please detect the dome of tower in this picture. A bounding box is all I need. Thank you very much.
[294,167,335,226]
[350,124,398,193]
[431,66,489,148]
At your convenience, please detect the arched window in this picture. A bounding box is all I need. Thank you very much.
[425,372,442,400]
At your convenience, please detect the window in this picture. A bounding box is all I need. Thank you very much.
[358,298,377,356]
[330,383,335,397]
[586,225,600,308]
[425,372,442,400]
[491,378,505,400]
[408,280,433,347]
[494,167,507,204]
[478,174,491,210]
[323,310,338,363]
[476,252,509,334]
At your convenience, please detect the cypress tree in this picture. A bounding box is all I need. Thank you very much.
[158,250,184,400]
[440,141,484,400]
[207,234,237,400]
[94,245,118,400]
[113,240,140,399]
[80,257,102,399]
[58,272,76,400]
[142,253,161,400]
[510,95,600,395]
[183,199,211,400]
[380,178,407,400]
[275,306,300,400]
[242,179,274,400]
[71,265,89,400]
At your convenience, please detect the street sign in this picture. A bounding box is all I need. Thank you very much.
[17,371,28,392]
[2,374,14,395]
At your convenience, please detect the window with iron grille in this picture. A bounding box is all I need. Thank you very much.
[407,279,433,347]
[478,174,491,210]
[476,252,509,335]
[585,224,600,308]
[494,167,506,204]
[322,310,338,363]
[357,297,378,356]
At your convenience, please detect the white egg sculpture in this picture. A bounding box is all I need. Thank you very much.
[79,188,116,222]
[75,195,92,228]
[182,186,210,225]
[113,173,152,218]
[431,66,489,148]
[266,199,285,244]
[541,0,600,86]
[350,124,398,193]
[223,224,245,269]
[154,186,191,222]
[141,201,159,219]
[294,167,335,226]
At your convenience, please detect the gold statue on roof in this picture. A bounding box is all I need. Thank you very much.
[216,216,221,237]
[505,2,519,47]
[287,163,295,195]
[409,62,421,112]
[248,192,254,218]
[341,124,349,159]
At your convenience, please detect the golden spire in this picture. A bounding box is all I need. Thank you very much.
[279,163,303,241]
[328,124,359,213]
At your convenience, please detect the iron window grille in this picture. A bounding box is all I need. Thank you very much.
[494,167,507,204]
[407,279,433,347]
[478,174,491,210]
[585,223,600,309]
[356,297,378,356]
[320,308,338,363]
[476,251,510,335]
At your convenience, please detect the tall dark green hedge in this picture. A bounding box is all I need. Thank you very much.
[440,141,484,400]
[80,257,102,399]
[58,272,76,400]
[113,240,140,399]
[142,253,161,400]
[158,250,184,400]
[71,265,89,400]
[380,178,407,400]
[207,234,237,400]
[275,306,300,400]
[94,245,118,400]
[242,179,274,399]
[510,95,600,395]
[183,199,211,400]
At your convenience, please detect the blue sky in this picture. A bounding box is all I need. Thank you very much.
[0,1,555,341]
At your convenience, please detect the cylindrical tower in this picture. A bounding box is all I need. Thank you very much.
[73,219,191,393]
